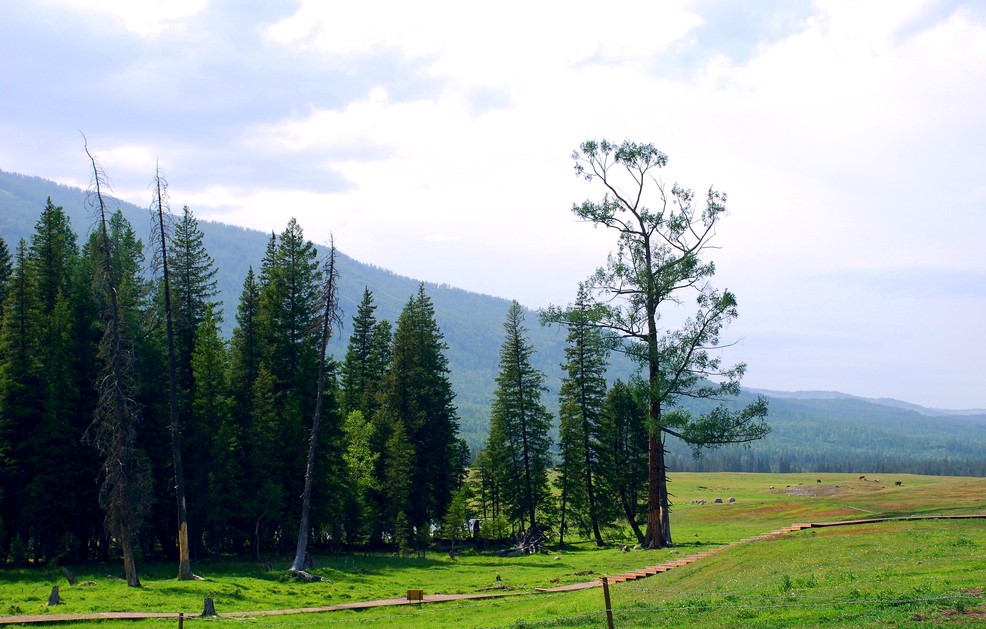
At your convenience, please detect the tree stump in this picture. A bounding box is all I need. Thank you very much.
[47,586,60,606]
[62,567,79,586]
[201,597,217,617]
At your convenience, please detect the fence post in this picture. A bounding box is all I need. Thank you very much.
[178,612,184,629]
[602,576,615,629]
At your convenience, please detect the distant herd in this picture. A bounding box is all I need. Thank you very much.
[688,477,906,506]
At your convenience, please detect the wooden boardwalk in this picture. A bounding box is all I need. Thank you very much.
[3,514,983,624]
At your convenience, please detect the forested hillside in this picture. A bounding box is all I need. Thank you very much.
[0,169,580,446]
[2,168,984,474]
[665,389,986,476]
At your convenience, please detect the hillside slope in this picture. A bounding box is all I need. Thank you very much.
[2,168,984,473]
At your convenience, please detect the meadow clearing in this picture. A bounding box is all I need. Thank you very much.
[2,472,984,628]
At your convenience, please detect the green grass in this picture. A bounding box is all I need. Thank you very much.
[3,472,984,627]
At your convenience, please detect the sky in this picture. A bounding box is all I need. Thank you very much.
[1,0,984,409]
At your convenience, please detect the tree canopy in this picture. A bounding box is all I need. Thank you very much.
[546,139,769,548]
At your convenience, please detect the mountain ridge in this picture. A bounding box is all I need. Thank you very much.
[746,388,986,417]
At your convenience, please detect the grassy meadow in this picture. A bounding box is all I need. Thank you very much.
[2,472,983,627]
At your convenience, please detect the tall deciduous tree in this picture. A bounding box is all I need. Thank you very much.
[549,139,769,548]
[341,410,378,547]
[486,301,552,531]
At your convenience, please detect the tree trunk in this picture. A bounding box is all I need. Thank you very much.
[582,421,604,547]
[643,431,666,548]
[152,170,193,581]
[622,497,645,545]
[658,440,672,547]
[290,243,339,573]
[557,463,568,546]
[120,531,141,588]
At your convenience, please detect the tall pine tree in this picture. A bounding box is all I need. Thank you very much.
[0,240,42,562]
[25,200,87,561]
[375,285,462,535]
[485,301,552,531]
[553,287,611,546]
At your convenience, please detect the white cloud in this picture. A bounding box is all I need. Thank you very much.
[39,0,207,36]
[5,0,986,406]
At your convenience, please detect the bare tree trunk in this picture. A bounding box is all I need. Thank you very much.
[290,240,341,573]
[557,461,568,546]
[658,440,672,547]
[83,139,150,587]
[151,168,194,580]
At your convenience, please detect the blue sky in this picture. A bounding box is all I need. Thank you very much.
[1,0,984,409]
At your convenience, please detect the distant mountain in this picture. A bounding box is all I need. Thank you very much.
[3,169,985,475]
[747,388,986,417]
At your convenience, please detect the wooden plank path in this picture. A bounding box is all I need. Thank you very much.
[3,514,982,624]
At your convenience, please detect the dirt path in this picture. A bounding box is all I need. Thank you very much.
[3,514,983,625]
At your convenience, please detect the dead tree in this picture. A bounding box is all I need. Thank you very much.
[149,166,195,580]
[289,238,342,574]
[497,524,551,556]
[82,140,152,587]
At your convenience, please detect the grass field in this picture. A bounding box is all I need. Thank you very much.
[2,472,984,627]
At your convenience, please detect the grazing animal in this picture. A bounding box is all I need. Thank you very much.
[816,479,822,483]
[770,485,775,490]
[895,481,902,486]
[859,475,866,480]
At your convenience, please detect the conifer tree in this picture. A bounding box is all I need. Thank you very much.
[375,285,462,534]
[168,204,220,559]
[0,240,42,561]
[254,219,321,551]
[291,241,342,573]
[0,235,12,323]
[190,304,235,551]
[171,204,220,402]
[553,287,611,546]
[341,288,391,418]
[601,379,649,544]
[245,365,284,558]
[25,200,86,561]
[229,267,262,417]
[486,301,552,531]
